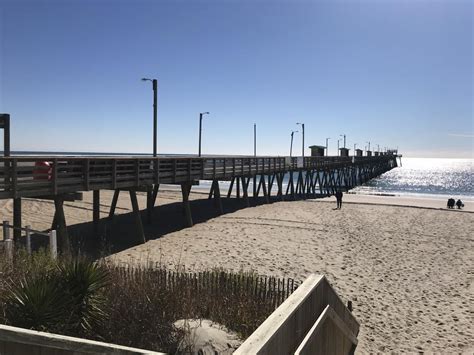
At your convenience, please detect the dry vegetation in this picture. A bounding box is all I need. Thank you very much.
[0,248,298,353]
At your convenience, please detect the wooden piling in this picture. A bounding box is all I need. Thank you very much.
[53,196,69,252]
[109,189,120,220]
[181,183,193,227]
[129,190,146,244]
[13,197,21,241]
[93,190,100,235]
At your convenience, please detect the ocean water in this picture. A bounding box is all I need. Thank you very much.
[351,158,473,201]
[196,157,473,201]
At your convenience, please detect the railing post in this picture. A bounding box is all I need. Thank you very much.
[49,230,57,259]
[52,158,58,195]
[12,158,18,198]
[3,221,13,260]
[201,158,205,179]
[135,159,140,187]
[84,159,90,190]
[25,225,31,255]
[112,159,117,189]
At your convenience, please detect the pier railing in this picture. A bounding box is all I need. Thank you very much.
[0,155,397,199]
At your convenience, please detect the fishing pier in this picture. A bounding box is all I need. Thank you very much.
[0,114,399,247]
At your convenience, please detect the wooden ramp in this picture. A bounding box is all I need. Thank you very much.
[234,274,359,355]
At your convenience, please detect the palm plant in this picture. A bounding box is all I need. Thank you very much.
[4,273,67,332]
[3,259,109,336]
[59,259,109,335]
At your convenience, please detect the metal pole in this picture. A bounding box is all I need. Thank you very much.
[302,124,305,158]
[353,143,357,156]
[344,134,346,148]
[198,113,203,157]
[290,132,294,157]
[152,79,157,157]
[326,137,330,156]
[254,123,256,157]
[337,139,340,156]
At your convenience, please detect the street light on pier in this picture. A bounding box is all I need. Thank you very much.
[340,134,346,148]
[353,143,357,156]
[366,141,371,152]
[290,130,298,157]
[296,122,305,158]
[254,123,257,157]
[198,112,210,157]
[337,139,340,156]
[325,137,330,156]
[141,77,158,157]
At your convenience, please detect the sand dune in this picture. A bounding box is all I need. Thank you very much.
[1,190,472,353]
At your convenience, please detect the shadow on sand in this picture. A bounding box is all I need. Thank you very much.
[63,195,281,259]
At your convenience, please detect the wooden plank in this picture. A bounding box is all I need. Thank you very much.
[0,324,165,354]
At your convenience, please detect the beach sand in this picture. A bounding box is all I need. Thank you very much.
[1,189,472,353]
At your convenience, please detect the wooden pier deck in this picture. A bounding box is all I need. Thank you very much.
[0,155,396,199]
[0,154,399,247]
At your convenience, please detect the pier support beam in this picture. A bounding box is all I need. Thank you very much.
[209,180,223,214]
[109,189,120,220]
[53,196,69,252]
[13,198,21,241]
[93,190,100,235]
[227,177,235,198]
[181,183,193,227]
[129,190,146,244]
[242,177,250,207]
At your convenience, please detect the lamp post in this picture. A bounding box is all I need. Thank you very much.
[198,112,210,157]
[296,123,305,158]
[325,137,330,156]
[254,123,257,157]
[377,144,380,153]
[141,78,158,157]
[353,143,357,156]
[337,139,340,156]
[290,130,298,157]
[366,141,371,152]
[340,134,346,148]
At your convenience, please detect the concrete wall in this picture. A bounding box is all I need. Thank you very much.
[0,324,166,355]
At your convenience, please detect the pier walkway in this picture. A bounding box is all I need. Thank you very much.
[0,154,398,247]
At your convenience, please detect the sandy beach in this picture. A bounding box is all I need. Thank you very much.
[1,189,472,353]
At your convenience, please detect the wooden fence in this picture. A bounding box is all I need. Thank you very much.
[111,266,299,311]
[0,221,57,259]
[235,274,359,355]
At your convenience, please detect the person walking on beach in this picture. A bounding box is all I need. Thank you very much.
[335,190,343,209]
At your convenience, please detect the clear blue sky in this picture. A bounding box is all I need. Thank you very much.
[0,0,472,158]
